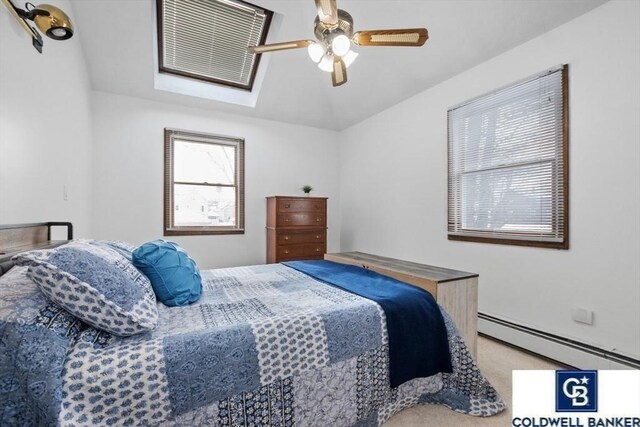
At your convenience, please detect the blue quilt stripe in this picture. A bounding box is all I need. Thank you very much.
[284,260,452,388]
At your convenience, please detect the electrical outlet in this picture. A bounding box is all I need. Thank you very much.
[572,308,594,325]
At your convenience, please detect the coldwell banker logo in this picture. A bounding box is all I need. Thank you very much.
[556,370,598,412]
[512,370,640,427]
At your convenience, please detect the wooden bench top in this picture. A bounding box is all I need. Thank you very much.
[324,251,478,284]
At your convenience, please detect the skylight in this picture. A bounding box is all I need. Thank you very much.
[157,0,273,91]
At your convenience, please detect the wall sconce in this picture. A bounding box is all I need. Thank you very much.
[1,0,73,53]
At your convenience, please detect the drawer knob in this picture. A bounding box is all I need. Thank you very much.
[284,204,290,208]
[316,218,320,222]
[315,248,321,252]
[284,236,289,240]
[285,218,289,222]
[284,250,289,254]
[316,235,320,239]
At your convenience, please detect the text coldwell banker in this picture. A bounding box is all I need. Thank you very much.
[512,417,640,427]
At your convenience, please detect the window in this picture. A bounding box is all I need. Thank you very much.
[447,65,568,249]
[157,0,273,90]
[164,129,245,235]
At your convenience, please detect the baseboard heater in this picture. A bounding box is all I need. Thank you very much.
[478,312,640,370]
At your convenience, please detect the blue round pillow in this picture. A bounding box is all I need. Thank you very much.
[132,240,202,307]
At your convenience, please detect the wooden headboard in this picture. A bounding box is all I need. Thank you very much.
[0,222,73,276]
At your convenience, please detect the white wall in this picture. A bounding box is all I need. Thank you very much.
[339,0,640,359]
[90,91,340,269]
[0,0,93,236]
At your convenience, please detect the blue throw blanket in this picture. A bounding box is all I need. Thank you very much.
[284,260,453,388]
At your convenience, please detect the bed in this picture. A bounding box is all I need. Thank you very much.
[0,223,505,426]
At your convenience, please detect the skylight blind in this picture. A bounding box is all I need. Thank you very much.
[447,66,568,248]
[159,0,271,89]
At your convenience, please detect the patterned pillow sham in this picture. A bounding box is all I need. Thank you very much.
[78,238,137,261]
[13,241,158,336]
[0,265,83,338]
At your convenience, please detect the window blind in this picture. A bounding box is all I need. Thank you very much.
[447,65,568,248]
[158,0,272,90]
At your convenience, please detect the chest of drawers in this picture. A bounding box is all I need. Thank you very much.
[266,196,327,263]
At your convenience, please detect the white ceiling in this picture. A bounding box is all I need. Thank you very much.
[70,0,607,131]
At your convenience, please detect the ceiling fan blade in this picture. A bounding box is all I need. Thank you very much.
[331,57,347,87]
[248,40,314,54]
[314,0,338,27]
[352,28,429,47]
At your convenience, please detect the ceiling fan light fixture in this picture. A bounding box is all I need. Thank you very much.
[307,42,326,63]
[245,1,428,87]
[318,53,334,72]
[342,49,358,68]
[331,34,350,56]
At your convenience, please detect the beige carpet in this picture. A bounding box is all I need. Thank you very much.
[384,336,563,427]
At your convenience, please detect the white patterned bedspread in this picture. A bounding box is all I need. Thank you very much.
[16,264,506,426]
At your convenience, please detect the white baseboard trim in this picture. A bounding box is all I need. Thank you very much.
[478,313,640,370]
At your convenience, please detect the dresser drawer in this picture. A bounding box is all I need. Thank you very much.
[278,198,326,213]
[277,213,326,227]
[277,231,325,245]
[276,254,323,262]
[277,243,325,259]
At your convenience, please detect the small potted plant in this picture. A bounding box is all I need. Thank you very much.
[302,185,313,197]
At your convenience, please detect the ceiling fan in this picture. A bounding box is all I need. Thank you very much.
[247,0,428,87]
